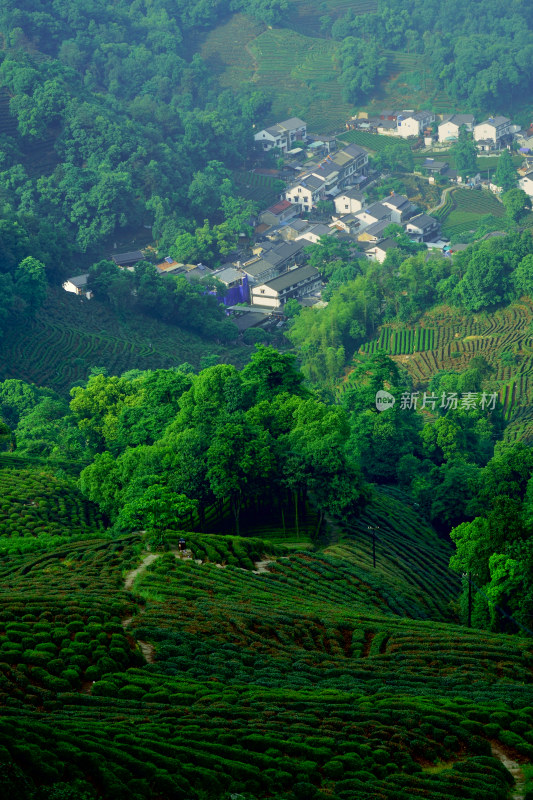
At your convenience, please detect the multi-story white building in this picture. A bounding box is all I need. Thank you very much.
[396,111,435,138]
[254,117,307,153]
[251,265,321,309]
[438,114,475,142]
[285,144,368,211]
[474,116,511,144]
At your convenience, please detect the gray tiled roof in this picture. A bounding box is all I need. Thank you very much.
[66,274,89,287]
[260,265,320,292]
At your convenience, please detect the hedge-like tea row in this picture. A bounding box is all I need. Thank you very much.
[0,468,106,555]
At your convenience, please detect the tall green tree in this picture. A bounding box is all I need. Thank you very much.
[494,150,517,192]
[452,126,478,179]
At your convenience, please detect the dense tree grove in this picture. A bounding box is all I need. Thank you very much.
[287,231,533,385]
[0,0,278,259]
[330,0,533,116]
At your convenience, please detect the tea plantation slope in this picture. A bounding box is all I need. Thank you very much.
[0,468,106,556]
[357,299,533,444]
[1,537,533,799]
[0,288,246,394]
[325,486,460,621]
[125,550,532,701]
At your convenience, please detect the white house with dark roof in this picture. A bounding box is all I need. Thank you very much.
[367,238,400,263]
[254,118,307,153]
[438,114,475,142]
[286,144,368,210]
[404,213,440,242]
[396,111,435,138]
[519,168,533,198]
[285,174,325,210]
[330,213,361,235]
[354,201,392,232]
[334,189,365,215]
[62,274,93,299]
[295,223,336,245]
[251,265,321,309]
[381,194,413,223]
[474,117,511,144]
[358,219,392,243]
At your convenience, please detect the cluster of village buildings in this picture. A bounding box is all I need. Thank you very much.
[63,112,533,332]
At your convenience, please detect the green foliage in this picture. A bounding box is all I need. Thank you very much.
[502,189,531,224]
[77,350,367,534]
[494,151,518,193]
[337,38,387,103]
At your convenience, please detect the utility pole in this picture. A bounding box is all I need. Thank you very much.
[368,525,380,568]
[468,574,472,628]
[463,572,472,627]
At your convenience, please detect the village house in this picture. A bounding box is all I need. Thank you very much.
[242,241,306,284]
[285,173,325,211]
[259,199,298,228]
[251,265,322,309]
[519,168,533,198]
[111,250,144,268]
[354,201,392,232]
[366,238,400,263]
[404,213,440,242]
[285,144,368,210]
[376,120,398,136]
[254,117,307,153]
[420,158,449,176]
[396,111,435,138]
[438,114,475,142]
[211,266,243,289]
[330,213,361,235]
[279,218,311,241]
[242,258,283,285]
[327,143,368,185]
[381,194,413,223]
[357,219,392,243]
[295,223,336,245]
[182,264,214,282]
[334,188,365,215]
[62,274,93,299]
[474,117,511,146]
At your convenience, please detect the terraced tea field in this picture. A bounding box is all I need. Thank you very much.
[0,288,247,395]
[359,300,533,443]
[248,29,352,132]
[339,129,397,152]
[199,13,264,88]
[286,0,378,37]
[233,168,283,206]
[0,468,106,555]
[358,50,454,117]
[200,18,353,131]
[439,188,505,238]
[1,516,531,800]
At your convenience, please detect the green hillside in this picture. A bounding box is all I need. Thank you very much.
[201,20,353,131]
[0,288,247,395]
